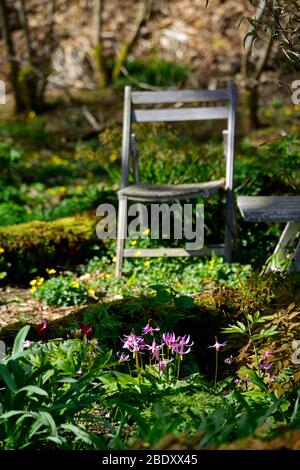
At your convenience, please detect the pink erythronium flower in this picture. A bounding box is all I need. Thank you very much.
[158,358,173,372]
[162,332,177,350]
[142,322,160,335]
[145,338,163,361]
[173,335,194,357]
[208,339,227,352]
[263,350,273,360]
[117,351,130,362]
[122,332,145,354]
[234,377,243,385]
[259,360,273,371]
[267,373,276,385]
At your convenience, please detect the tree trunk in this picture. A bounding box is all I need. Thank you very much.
[243,82,260,133]
[112,0,152,82]
[94,0,108,88]
[0,0,27,112]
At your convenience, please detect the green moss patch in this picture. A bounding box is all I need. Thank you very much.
[0,212,102,282]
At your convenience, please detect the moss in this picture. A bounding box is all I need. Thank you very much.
[0,212,102,283]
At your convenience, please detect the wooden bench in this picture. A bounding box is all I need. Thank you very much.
[237,196,300,272]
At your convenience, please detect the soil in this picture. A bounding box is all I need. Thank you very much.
[0,287,76,329]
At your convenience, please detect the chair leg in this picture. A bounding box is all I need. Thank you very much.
[224,190,236,263]
[265,222,300,273]
[295,239,300,271]
[115,196,127,277]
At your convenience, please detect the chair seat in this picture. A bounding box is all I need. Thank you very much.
[118,179,225,201]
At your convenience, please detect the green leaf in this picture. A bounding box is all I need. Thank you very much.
[35,411,58,437]
[16,385,48,397]
[246,370,268,392]
[237,321,246,332]
[0,364,17,392]
[11,325,31,357]
[222,324,245,334]
[258,325,278,338]
[0,410,25,421]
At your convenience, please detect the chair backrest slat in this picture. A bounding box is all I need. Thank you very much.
[131,89,229,104]
[121,84,237,192]
[133,106,229,123]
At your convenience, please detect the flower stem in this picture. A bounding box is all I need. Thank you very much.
[214,349,218,387]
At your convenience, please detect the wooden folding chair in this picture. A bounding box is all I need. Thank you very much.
[115,84,237,276]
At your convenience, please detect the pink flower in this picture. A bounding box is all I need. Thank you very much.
[267,373,276,385]
[117,351,130,362]
[158,358,173,372]
[145,338,162,360]
[259,360,272,371]
[162,332,177,350]
[173,335,194,356]
[142,323,160,335]
[263,350,273,360]
[208,339,227,351]
[122,332,145,354]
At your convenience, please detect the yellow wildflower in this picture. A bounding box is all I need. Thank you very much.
[130,240,137,246]
[144,261,150,267]
[284,107,293,116]
[105,273,111,279]
[110,152,118,162]
[112,256,117,263]
[263,110,272,118]
[28,111,36,120]
[71,280,80,288]
[143,228,150,236]
[29,279,37,286]
[134,251,142,257]
[31,286,37,294]
[46,268,56,275]
[88,288,96,296]
[0,247,4,254]
[37,277,44,286]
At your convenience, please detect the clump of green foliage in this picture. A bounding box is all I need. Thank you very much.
[0,213,102,282]
[114,59,193,89]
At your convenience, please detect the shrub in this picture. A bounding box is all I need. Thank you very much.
[0,213,102,283]
[114,59,193,89]
[35,277,90,306]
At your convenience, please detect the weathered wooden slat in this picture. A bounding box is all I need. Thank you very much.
[132,106,229,123]
[237,196,300,222]
[124,246,224,257]
[131,89,230,104]
[119,180,224,200]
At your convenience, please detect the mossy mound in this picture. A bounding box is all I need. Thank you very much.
[0,212,102,283]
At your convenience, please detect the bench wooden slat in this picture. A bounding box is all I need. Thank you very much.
[237,196,300,222]
[124,246,224,257]
[132,106,229,122]
[131,89,230,104]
